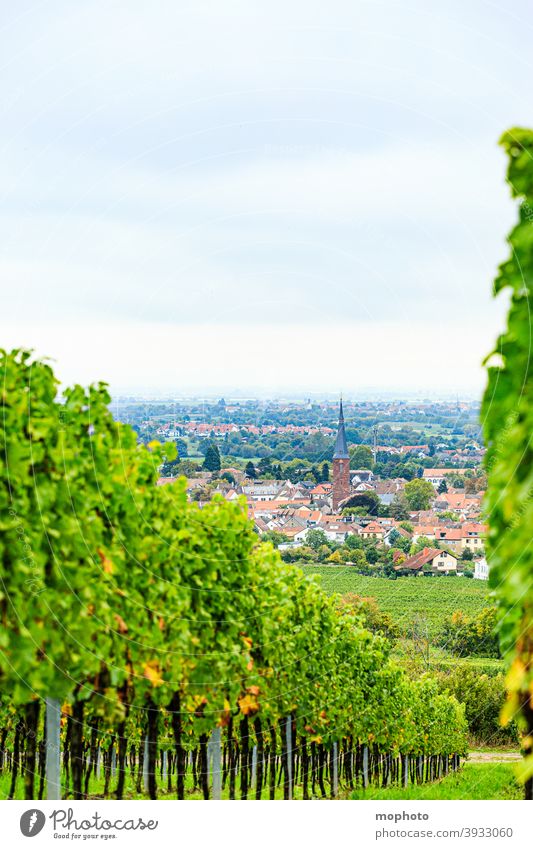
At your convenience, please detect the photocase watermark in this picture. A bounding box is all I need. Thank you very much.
[20,809,46,837]
[19,808,159,840]
[7,507,44,597]
[522,199,533,224]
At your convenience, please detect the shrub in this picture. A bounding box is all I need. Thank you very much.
[435,666,518,747]
[338,593,400,641]
[439,608,500,658]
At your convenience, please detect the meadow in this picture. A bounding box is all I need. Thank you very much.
[349,763,521,800]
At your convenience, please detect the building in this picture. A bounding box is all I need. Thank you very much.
[422,468,468,486]
[359,520,385,540]
[332,399,351,511]
[474,557,489,580]
[394,546,458,574]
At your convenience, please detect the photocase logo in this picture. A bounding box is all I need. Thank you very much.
[20,809,46,837]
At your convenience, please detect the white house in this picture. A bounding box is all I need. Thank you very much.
[474,557,490,580]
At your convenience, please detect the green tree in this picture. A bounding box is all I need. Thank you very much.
[411,535,437,554]
[244,460,257,478]
[306,529,330,550]
[349,444,374,469]
[439,609,500,658]
[202,443,221,472]
[175,437,188,458]
[404,478,435,510]
[390,494,410,520]
[438,478,448,494]
[340,491,380,516]
[258,456,273,476]
[321,461,330,482]
[338,593,400,641]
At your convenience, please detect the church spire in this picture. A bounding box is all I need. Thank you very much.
[333,397,349,459]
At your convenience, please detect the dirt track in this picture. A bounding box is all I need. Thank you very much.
[468,751,521,764]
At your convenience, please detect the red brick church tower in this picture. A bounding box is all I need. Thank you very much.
[332,399,351,511]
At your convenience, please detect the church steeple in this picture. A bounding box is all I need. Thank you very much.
[332,397,351,511]
[333,398,349,459]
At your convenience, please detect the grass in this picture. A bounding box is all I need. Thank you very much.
[0,770,307,801]
[300,566,491,638]
[386,422,453,434]
[392,638,503,675]
[349,763,522,800]
[2,763,520,801]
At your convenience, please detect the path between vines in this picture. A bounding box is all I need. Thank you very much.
[468,752,521,764]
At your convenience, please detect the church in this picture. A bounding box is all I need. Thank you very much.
[332,399,351,511]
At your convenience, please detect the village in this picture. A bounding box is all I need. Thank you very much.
[153,399,488,580]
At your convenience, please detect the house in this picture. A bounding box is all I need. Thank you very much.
[310,483,332,498]
[422,468,468,486]
[359,521,384,541]
[374,479,406,505]
[383,525,412,547]
[413,522,486,554]
[394,546,458,574]
[400,445,429,457]
[460,522,486,552]
[350,469,374,483]
[474,557,490,580]
[241,482,281,500]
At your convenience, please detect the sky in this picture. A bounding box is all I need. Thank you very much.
[1,0,531,397]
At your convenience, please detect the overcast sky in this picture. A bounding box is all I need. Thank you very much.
[1,1,531,396]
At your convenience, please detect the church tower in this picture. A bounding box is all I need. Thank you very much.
[332,398,351,511]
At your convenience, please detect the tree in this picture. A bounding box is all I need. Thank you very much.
[203,443,221,472]
[321,462,330,482]
[438,478,448,494]
[404,478,435,510]
[439,609,500,658]
[244,460,257,479]
[175,459,201,477]
[345,533,364,551]
[390,494,410,520]
[349,444,374,469]
[258,457,273,476]
[328,550,343,563]
[159,457,181,477]
[340,491,380,516]
[395,536,411,554]
[175,438,188,458]
[306,529,330,551]
[411,536,437,554]
[337,594,400,641]
[351,549,368,570]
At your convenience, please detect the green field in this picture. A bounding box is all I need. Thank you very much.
[300,566,491,638]
[349,763,521,800]
[386,421,453,434]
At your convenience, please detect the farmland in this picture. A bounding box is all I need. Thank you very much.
[300,566,491,638]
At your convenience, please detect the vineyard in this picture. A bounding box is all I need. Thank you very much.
[299,567,490,638]
[0,350,467,800]
[0,125,531,799]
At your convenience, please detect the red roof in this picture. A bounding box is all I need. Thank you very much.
[394,546,449,572]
